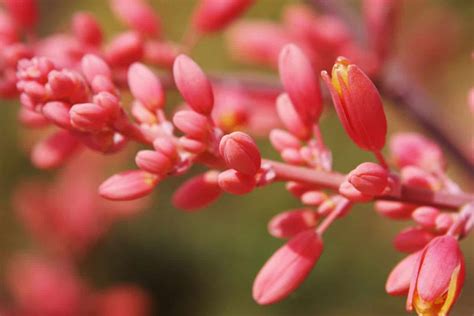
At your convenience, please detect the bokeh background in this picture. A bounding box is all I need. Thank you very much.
[0,0,473,315]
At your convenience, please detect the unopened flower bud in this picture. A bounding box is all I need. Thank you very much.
[135,150,173,175]
[217,169,256,195]
[42,101,72,129]
[322,57,387,152]
[347,162,388,196]
[278,44,322,126]
[268,209,318,239]
[276,93,311,140]
[99,170,158,201]
[435,213,455,233]
[173,110,210,140]
[219,131,261,175]
[70,102,110,132]
[4,0,38,30]
[300,190,327,206]
[192,0,254,33]
[72,12,103,46]
[386,251,421,296]
[81,54,112,84]
[173,54,214,115]
[128,62,164,111]
[110,0,161,37]
[393,227,436,253]
[105,32,144,67]
[401,166,441,191]
[406,235,465,316]
[253,230,323,305]
[269,129,301,152]
[172,171,222,211]
[374,201,417,220]
[412,206,440,229]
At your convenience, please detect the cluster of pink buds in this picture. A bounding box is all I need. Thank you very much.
[0,0,472,315]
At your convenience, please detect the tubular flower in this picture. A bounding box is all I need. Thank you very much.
[321,57,387,152]
[406,235,465,316]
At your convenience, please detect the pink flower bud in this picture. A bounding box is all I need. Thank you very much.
[172,171,222,211]
[269,129,301,152]
[4,0,38,30]
[105,32,144,67]
[227,21,292,67]
[153,137,178,161]
[217,169,256,194]
[0,11,19,44]
[401,166,441,191]
[390,132,445,172]
[268,209,318,239]
[276,93,311,140]
[285,181,312,198]
[300,191,327,206]
[393,227,436,253]
[31,131,80,169]
[386,251,421,296]
[91,75,117,95]
[412,206,440,229]
[81,54,112,84]
[406,235,465,316]
[219,131,261,175]
[110,0,161,37]
[374,201,416,220]
[128,62,164,111]
[135,150,172,175]
[46,70,76,99]
[72,12,103,46]
[99,170,158,201]
[178,136,207,154]
[173,110,210,140]
[281,148,305,165]
[347,162,388,196]
[321,57,387,152]
[173,54,214,115]
[278,44,322,126]
[253,230,323,305]
[192,0,254,33]
[144,40,181,69]
[42,101,72,129]
[93,91,121,119]
[339,180,373,202]
[91,285,151,316]
[70,102,110,132]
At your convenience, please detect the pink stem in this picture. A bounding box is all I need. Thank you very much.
[264,159,474,210]
[316,198,352,235]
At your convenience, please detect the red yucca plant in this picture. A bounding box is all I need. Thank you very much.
[0,0,472,315]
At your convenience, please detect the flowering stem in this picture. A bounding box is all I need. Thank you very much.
[316,198,352,235]
[265,159,474,210]
[374,151,389,169]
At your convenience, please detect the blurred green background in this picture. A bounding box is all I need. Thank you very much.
[0,0,473,315]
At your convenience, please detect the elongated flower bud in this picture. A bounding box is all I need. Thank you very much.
[276,93,311,140]
[347,162,388,196]
[219,131,261,175]
[4,0,38,30]
[217,169,255,195]
[135,150,173,175]
[386,251,421,296]
[99,170,158,201]
[72,12,103,46]
[393,227,436,253]
[70,102,110,132]
[173,110,210,140]
[269,129,301,152]
[406,235,465,315]
[105,32,144,67]
[192,0,254,33]
[268,209,318,239]
[412,207,440,229]
[278,44,322,126]
[31,131,80,169]
[253,230,323,305]
[374,201,416,220]
[321,57,387,152]
[128,62,164,111]
[42,101,72,129]
[173,54,214,115]
[172,171,222,211]
[110,0,161,37]
[81,54,112,84]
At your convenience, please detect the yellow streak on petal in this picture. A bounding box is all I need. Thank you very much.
[439,265,461,316]
[331,57,350,95]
